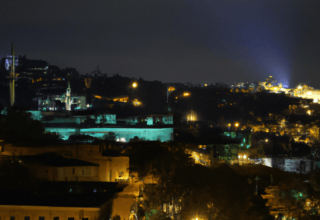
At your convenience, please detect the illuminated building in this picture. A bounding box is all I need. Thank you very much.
[0,182,137,220]
[37,84,87,111]
[22,154,100,181]
[186,131,252,166]
[65,81,72,111]
[250,111,320,146]
[292,84,320,103]
[0,201,104,220]
[27,111,174,142]
[186,110,197,121]
[260,157,313,174]
[261,185,320,219]
[2,144,130,182]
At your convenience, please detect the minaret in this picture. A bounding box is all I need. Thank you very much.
[66,81,71,111]
[9,43,15,107]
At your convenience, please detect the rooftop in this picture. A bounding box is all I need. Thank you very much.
[21,154,99,167]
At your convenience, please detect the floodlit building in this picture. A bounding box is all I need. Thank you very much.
[27,111,174,142]
[0,182,137,220]
[1,144,130,183]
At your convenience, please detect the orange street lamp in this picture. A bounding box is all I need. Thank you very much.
[132,82,138,88]
[234,122,239,128]
[183,92,190,97]
[228,123,231,131]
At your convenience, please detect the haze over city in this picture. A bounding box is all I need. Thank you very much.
[1,0,320,87]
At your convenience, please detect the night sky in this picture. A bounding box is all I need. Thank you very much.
[1,0,320,87]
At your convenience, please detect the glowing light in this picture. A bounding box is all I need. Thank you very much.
[132,82,138,88]
[168,86,175,92]
[183,92,190,97]
[307,110,312,115]
[243,155,247,159]
[116,137,126,142]
[132,99,142,106]
[187,110,197,121]
[234,122,239,128]
[228,123,231,127]
[265,139,268,142]
[307,91,312,95]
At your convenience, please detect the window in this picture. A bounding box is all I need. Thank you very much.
[73,168,75,174]
[68,218,75,220]
[54,217,59,220]
[82,218,89,220]
[82,169,84,175]
[10,217,15,220]
[25,217,30,220]
[39,217,45,220]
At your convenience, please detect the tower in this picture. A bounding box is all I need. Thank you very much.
[9,43,15,107]
[66,81,72,111]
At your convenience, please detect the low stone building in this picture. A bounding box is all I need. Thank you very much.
[21,154,100,181]
[1,144,130,183]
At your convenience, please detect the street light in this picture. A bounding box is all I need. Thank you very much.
[132,82,138,88]
[234,122,239,129]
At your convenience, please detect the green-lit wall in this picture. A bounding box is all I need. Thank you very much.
[45,127,174,142]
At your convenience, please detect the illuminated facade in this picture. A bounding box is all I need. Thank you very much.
[0,205,102,220]
[45,126,173,142]
[27,111,174,142]
[292,84,320,103]
[260,157,313,174]
[251,113,320,147]
[186,110,197,121]
[1,144,130,183]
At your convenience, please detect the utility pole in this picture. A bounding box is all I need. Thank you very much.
[9,43,16,107]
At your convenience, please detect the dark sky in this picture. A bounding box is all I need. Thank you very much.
[1,0,320,87]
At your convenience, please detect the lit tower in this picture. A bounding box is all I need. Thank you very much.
[9,43,16,106]
[66,81,72,111]
[9,43,16,107]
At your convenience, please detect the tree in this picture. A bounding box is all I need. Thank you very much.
[0,109,44,143]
